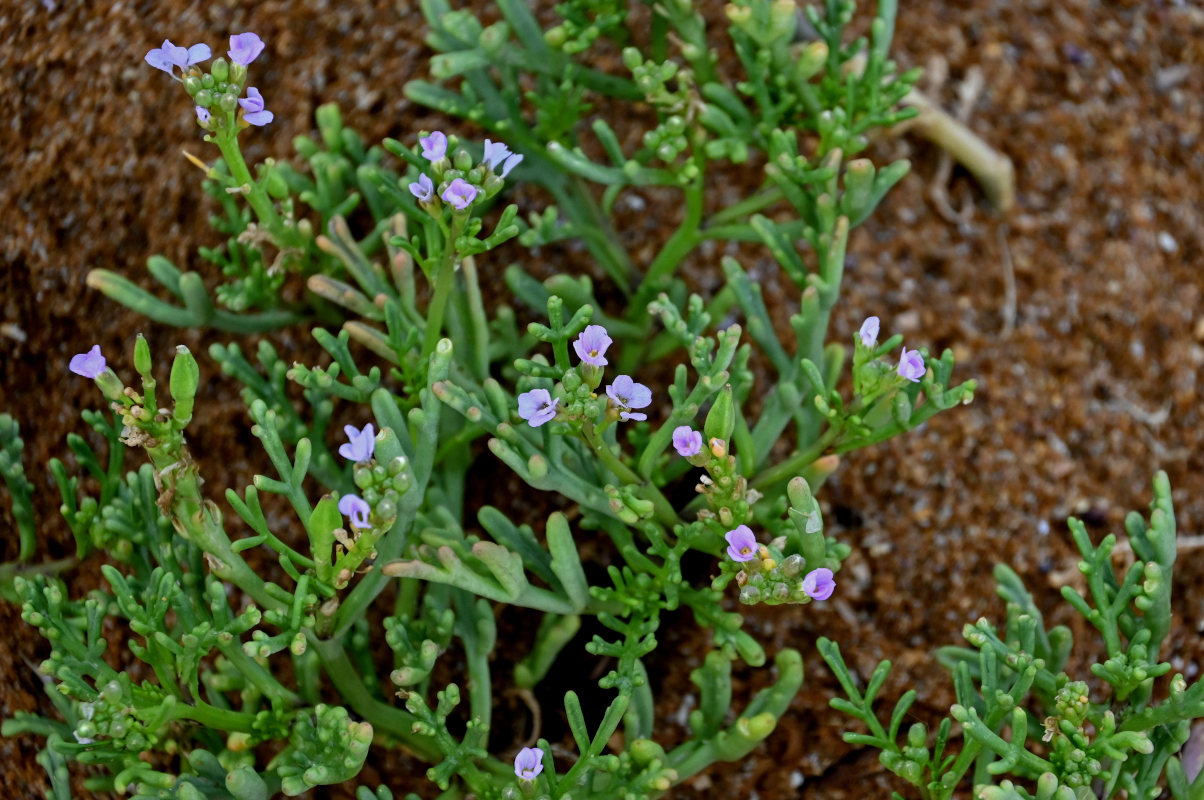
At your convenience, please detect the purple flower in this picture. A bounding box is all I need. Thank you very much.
[514,746,544,780]
[419,131,447,161]
[338,494,372,529]
[339,424,376,462]
[69,345,106,379]
[227,32,265,66]
[238,87,274,126]
[408,173,434,202]
[606,375,652,422]
[725,525,757,562]
[195,106,210,124]
[517,389,559,427]
[145,40,211,74]
[441,178,477,211]
[802,567,836,601]
[500,152,523,178]
[482,139,512,169]
[859,316,879,349]
[672,426,703,457]
[573,325,612,367]
[897,347,925,383]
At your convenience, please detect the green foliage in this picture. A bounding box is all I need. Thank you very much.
[821,472,1204,800]
[1,4,988,799]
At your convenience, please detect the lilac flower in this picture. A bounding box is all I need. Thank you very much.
[802,567,836,601]
[500,152,523,178]
[517,389,559,427]
[419,131,447,161]
[227,32,265,66]
[605,375,652,422]
[339,424,376,462]
[69,345,106,379]
[195,106,210,124]
[897,347,925,383]
[441,178,477,211]
[408,173,435,203]
[859,316,879,349]
[145,40,211,74]
[238,87,274,126]
[338,494,372,529]
[725,525,757,562]
[573,325,612,367]
[672,426,703,457]
[514,746,544,780]
[482,139,512,169]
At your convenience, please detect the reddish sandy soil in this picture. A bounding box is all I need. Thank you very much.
[2,1,1203,798]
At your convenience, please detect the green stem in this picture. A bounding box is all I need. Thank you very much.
[706,185,783,228]
[632,173,705,312]
[214,130,287,246]
[581,421,679,529]
[557,175,634,294]
[217,642,301,705]
[169,699,257,732]
[422,222,462,360]
[748,427,841,494]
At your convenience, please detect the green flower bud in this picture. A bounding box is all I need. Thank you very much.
[211,57,230,83]
[738,584,762,604]
[375,498,397,521]
[183,75,202,95]
[545,24,567,48]
[354,467,373,489]
[629,738,666,766]
[133,334,152,377]
[704,384,735,442]
[169,345,199,427]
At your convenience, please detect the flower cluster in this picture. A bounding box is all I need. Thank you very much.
[516,324,651,428]
[331,423,411,534]
[337,423,379,529]
[407,130,523,213]
[145,32,274,129]
[857,315,927,384]
[723,525,837,603]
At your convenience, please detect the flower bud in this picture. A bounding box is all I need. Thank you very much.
[169,345,199,427]
[704,384,735,442]
[211,56,230,83]
[183,75,203,95]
